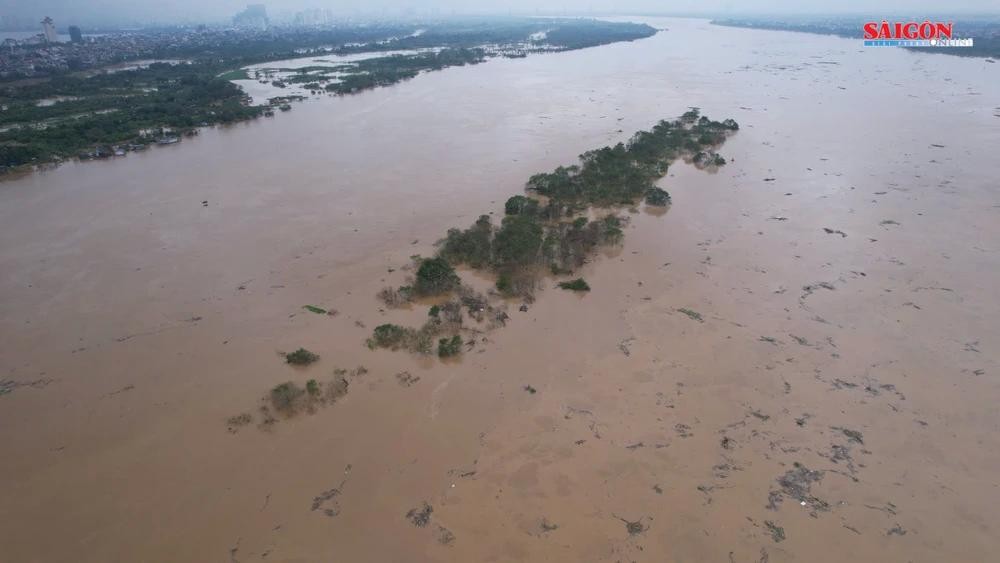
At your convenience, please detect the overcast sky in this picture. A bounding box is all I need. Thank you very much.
[2,0,998,27]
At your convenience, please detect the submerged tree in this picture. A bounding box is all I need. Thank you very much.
[645,187,671,206]
[413,257,461,296]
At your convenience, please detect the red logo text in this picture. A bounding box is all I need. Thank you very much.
[863,21,954,40]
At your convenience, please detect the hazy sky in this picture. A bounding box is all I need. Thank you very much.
[2,0,998,27]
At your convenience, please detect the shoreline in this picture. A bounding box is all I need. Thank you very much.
[0,19,657,177]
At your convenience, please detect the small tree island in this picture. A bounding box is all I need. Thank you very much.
[367,109,738,357]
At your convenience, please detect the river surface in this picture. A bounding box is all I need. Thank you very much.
[1,17,999,562]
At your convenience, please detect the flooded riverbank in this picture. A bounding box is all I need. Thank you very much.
[1,17,998,562]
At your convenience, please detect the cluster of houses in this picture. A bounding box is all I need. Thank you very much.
[77,128,195,160]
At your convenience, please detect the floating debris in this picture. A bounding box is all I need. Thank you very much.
[765,520,786,542]
[395,371,421,387]
[790,335,810,346]
[677,308,703,322]
[437,525,456,545]
[768,463,827,514]
[615,515,646,536]
[311,482,346,518]
[405,502,433,527]
[833,427,864,445]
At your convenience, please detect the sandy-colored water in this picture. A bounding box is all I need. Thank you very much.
[1,17,999,562]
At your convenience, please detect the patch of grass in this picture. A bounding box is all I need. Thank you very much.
[437,335,463,357]
[303,305,327,314]
[677,308,703,322]
[558,278,591,291]
[218,68,250,81]
[286,347,319,365]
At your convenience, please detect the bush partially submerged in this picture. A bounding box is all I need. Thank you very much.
[377,286,412,308]
[693,151,726,168]
[493,215,544,270]
[645,187,671,206]
[558,278,591,291]
[368,289,507,356]
[265,376,350,420]
[495,270,537,298]
[543,215,624,274]
[413,257,461,296]
[367,323,433,354]
[369,324,411,349]
[286,347,319,365]
[270,382,306,414]
[306,379,320,396]
[440,215,493,268]
[438,335,463,357]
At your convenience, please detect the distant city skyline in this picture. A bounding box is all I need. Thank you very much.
[1,0,999,29]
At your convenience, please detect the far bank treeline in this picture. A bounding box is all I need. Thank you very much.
[0,19,656,171]
[368,110,738,357]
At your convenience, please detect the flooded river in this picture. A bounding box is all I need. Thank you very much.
[1,17,998,562]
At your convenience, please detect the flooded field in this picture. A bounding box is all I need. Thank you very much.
[233,50,438,103]
[1,17,999,562]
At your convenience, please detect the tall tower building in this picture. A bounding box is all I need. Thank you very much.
[41,17,58,43]
[232,5,269,30]
[68,25,83,43]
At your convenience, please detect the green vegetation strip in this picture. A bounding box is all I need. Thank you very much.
[368,110,737,355]
[1,19,656,171]
[285,347,319,365]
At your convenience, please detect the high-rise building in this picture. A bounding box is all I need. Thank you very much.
[233,5,269,29]
[294,8,333,27]
[68,25,83,43]
[41,17,58,43]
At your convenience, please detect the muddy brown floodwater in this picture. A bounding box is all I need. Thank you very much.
[2,17,999,563]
